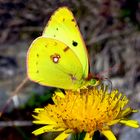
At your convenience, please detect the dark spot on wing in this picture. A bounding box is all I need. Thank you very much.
[37,54,39,57]
[50,53,61,63]
[63,46,69,52]
[72,41,78,47]
[36,70,39,73]
[69,74,77,81]
[63,18,65,22]
[54,42,57,46]
[71,19,74,22]
[54,35,56,37]
[71,19,77,27]
[36,62,38,65]
[56,28,58,30]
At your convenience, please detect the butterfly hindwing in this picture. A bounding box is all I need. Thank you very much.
[27,37,84,89]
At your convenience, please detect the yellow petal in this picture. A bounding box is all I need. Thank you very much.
[32,120,54,125]
[34,108,44,113]
[120,120,139,128]
[32,115,56,125]
[120,108,138,117]
[132,110,138,113]
[32,125,65,135]
[101,130,116,140]
[52,90,65,104]
[107,119,120,125]
[84,133,92,140]
[54,129,72,140]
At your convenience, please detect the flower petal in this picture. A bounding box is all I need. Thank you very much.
[32,114,56,125]
[120,120,139,128]
[84,133,92,140]
[54,129,72,140]
[119,108,137,117]
[32,125,65,135]
[32,120,53,125]
[52,90,65,104]
[101,130,116,140]
[107,119,120,125]
[33,108,44,113]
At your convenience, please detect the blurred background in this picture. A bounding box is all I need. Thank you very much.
[0,0,140,140]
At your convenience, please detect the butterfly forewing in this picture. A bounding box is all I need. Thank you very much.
[43,7,89,78]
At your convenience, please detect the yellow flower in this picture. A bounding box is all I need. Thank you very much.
[32,86,139,140]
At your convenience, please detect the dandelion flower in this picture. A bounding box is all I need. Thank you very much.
[32,86,139,140]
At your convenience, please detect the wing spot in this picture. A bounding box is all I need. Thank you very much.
[71,19,74,22]
[69,74,77,81]
[36,70,39,73]
[54,35,56,37]
[37,54,39,57]
[50,53,61,63]
[54,42,57,46]
[63,46,69,52]
[36,62,38,65]
[56,28,58,30]
[63,18,65,22]
[72,41,78,47]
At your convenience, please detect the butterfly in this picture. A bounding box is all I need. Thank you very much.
[27,7,99,90]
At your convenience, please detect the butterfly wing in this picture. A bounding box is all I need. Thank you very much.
[43,7,89,78]
[27,37,84,89]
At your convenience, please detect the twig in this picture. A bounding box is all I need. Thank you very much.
[0,77,29,117]
[0,121,32,127]
[88,29,135,45]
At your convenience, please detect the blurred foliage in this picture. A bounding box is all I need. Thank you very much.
[71,132,86,140]
[23,88,55,109]
[120,0,140,27]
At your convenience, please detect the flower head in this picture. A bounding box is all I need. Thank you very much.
[32,86,139,140]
